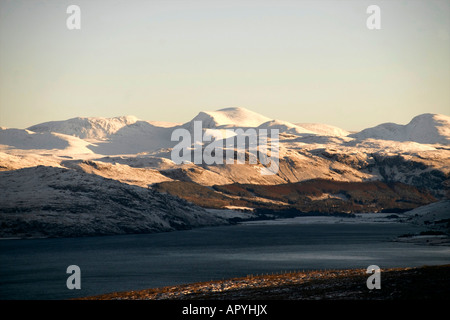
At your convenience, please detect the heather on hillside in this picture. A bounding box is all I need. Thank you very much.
[154,179,436,214]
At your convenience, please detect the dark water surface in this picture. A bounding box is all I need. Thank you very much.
[1,218,449,299]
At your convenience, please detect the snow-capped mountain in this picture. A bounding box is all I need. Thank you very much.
[1,107,449,238]
[14,108,450,149]
[27,115,140,140]
[22,116,180,155]
[186,107,272,128]
[88,121,176,155]
[350,113,450,145]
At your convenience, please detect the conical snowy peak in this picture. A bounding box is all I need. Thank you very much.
[350,113,450,144]
[187,107,272,128]
[28,115,140,140]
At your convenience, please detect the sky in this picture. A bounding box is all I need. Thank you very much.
[0,0,449,131]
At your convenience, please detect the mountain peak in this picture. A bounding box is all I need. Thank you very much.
[409,113,448,124]
[27,115,140,140]
[188,107,272,128]
[350,113,450,144]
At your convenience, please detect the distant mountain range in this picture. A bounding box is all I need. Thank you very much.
[17,107,450,144]
[1,107,449,238]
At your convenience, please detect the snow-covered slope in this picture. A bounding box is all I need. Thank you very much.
[350,113,450,145]
[403,200,450,233]
[258,120,316,136]
[61,159,173,187]
[0,128,69,150]
[187,107,272,128]
[0,128,94,154]
[28,115,140,140]
[296,123,350,137]
[0,152,62,171]
[0,166,228,238]
[88,121,176,155]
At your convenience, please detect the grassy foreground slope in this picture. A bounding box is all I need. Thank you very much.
[82,264,450,300]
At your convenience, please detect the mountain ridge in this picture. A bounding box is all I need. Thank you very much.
[27,115,140,140]
[11,108,450,146]
[350,113,450,145]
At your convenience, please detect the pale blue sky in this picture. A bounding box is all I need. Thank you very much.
[0,0,449,130]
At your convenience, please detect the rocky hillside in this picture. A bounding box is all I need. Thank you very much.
[0,166,228,238]
[153,179,436,213]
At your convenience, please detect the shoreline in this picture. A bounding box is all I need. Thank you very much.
[80,264,450,300]
[2,210,446,242]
